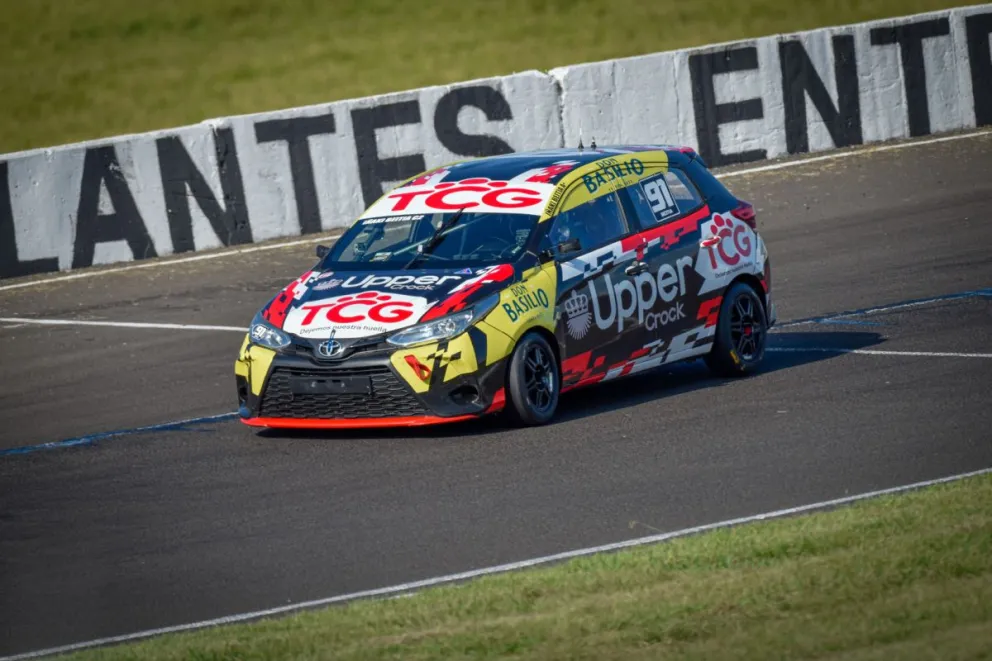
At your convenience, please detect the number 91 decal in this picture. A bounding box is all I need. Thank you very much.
[640,174,679,222]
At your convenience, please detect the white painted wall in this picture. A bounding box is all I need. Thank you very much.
[2,6,989,278]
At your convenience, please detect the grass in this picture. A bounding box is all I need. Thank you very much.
[0,0,984,154]
[59,473,992,660]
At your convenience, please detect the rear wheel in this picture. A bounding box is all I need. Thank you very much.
[505,332,560,426]
[705,282,767,377]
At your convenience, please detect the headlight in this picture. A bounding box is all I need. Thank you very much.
[249,313,291,351]
[387,293,499,348]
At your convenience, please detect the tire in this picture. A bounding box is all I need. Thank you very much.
[505,332,560,426]
[705,282,768,377]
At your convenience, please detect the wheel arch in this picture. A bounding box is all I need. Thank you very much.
[516,325,562,377]
[727,273,768,316]
[503,324,562,426]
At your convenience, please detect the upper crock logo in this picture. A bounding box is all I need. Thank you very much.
[339,274,462,291]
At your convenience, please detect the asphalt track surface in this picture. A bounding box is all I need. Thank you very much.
[1,133,991,657]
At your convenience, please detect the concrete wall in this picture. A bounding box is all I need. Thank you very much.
[2,6,990,278]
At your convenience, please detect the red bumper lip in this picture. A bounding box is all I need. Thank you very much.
[240,414,481,429]
[241,388,506,430]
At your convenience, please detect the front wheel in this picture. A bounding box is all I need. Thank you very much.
[705,282,767,377]
[505,332,560,426]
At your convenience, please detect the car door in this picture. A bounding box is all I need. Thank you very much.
[545,188,637,389]
[618,166,711,365]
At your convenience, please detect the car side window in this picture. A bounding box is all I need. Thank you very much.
[548,192,627,256]
[627,168,703,228]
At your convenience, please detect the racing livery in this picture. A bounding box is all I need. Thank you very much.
[236,146,775,428]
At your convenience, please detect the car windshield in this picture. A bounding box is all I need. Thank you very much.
[321,212,540,270]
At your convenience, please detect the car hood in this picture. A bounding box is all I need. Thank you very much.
[259,264,517,340]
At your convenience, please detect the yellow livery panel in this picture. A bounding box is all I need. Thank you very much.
[543,150,671,219]
[483,262,557,343]
[235,336,277,396]
[390,331,481,393]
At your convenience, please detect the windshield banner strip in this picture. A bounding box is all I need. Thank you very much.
[360,181,557,218]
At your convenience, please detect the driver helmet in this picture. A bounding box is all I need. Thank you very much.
[551,220,571,245]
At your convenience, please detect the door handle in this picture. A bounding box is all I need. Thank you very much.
[700,235,720,248]
[625,261,649,276]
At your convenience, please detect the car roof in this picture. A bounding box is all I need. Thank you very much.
[356,146,701,223]
[422,146,697,185]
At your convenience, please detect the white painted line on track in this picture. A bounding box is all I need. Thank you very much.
[717,130,992,180]
[4,466,990,661]
[5,315,989,359]
[0,317,244,333]
[776,289,992,328]
[768,347,992,359]
[0,235,336,294]
[0,130,989,296]
[3,319,989,360]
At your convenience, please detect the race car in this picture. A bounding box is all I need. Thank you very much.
[236,146,774,429]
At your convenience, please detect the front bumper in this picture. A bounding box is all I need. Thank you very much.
[236,340,507,429]
[241,413,484,429]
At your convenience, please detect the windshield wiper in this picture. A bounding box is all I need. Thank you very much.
[403,207,467,270]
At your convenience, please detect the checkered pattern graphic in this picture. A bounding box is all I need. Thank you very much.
[421,339,462,387]
[690,332,717,350]
[559,241,635,286]
[602,324,716,381]
[559,211,702,288]
[424,349,461,363]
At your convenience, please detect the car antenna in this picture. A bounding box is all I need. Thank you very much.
[577,128,584,150]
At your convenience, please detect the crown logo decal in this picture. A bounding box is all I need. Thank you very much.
[565,290,592,340]
[565,291,589,316]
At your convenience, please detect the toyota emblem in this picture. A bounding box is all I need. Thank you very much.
[317,339,342,358]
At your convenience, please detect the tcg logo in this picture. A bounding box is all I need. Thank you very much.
[385,178,546,213]
[704,214,752,270]
[300,291,419,326]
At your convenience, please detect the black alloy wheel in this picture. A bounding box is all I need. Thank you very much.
[505,332,560,425]
[730,291,764,361]
[705,282,767,377]
[524,342,556,412]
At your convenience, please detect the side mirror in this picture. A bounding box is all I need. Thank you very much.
[315,244,330,259]
[556,237,582,255]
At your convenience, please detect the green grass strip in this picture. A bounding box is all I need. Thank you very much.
[61,473,992,660]
[1,0,984,153]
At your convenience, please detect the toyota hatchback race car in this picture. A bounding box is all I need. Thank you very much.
[236,146,774,428]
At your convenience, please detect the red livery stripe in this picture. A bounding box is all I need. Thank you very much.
[241,414,479,429]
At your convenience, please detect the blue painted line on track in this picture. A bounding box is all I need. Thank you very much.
[4,288,989,459]
[0,412,237,458]
[814,319,886,327]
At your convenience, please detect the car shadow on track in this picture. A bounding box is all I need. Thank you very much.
[553,330,882,424]
[256,330,883,440]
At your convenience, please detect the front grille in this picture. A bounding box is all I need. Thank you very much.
[288,340,386,361]
[259,366,427,419]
